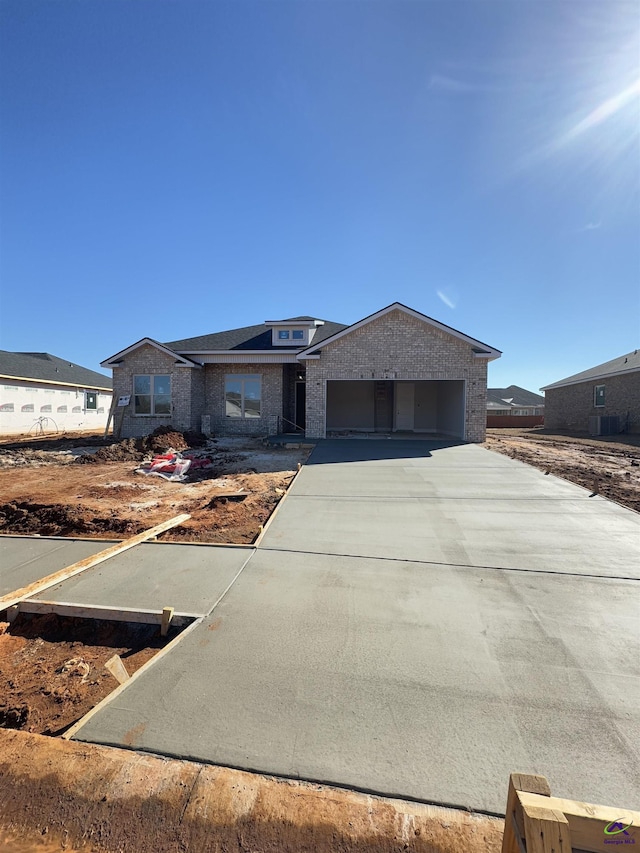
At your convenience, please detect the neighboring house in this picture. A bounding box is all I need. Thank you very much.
[486,385,545,427]
[0,351,113,436]
[101,302,501,442]
[541,349,640,435]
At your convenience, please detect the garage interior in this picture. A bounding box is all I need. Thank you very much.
[326,380,465,438]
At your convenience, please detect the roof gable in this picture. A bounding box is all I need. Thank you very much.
[163,320,347,353]
[298,302,501,360]
[101,338,202,368]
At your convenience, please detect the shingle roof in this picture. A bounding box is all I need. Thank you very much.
[164,320,347,352]
[487,385,545,407]
[0,351,112,389]
[540,350,640,391]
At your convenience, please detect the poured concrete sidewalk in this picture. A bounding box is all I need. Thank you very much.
[69,441,640,815]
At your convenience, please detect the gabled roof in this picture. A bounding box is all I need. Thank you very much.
[298,302,501,360]
[541,350,640,391]
[487,385,545,407]
[164,320,346,352]
[0,351,112,390]
[101,338,202,368]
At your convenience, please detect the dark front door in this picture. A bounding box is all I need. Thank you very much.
[295,382,306,431]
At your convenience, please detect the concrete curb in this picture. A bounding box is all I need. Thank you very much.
[0,729,504,853]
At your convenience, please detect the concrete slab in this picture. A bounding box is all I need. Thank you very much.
[28,543,253,616]
[71,549,640,815]
[0,536,108,597]
[260,443,640,578]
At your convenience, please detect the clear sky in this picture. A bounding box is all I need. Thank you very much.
[1,0,638,393]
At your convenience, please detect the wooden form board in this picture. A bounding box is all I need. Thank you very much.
[502,772,640,853]
[15,600,196,629]
[0,513,191,612]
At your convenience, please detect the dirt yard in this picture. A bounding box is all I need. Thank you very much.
[485,428,640,512]
[0,430,311,544]
[0,613,181,737]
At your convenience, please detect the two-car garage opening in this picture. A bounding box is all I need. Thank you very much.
[326,380,465,439]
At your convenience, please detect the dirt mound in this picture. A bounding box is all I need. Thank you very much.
[0,502,144,537]
[77,427,193,464]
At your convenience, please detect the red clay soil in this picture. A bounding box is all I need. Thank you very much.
[0,613,178,736]
[0,431,307,543]
[485,429,640,513]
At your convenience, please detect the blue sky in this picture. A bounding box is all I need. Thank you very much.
[1,0,638,393]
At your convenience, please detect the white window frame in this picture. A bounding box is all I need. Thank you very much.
[594,385,605,408]
[133,374,172,416]
[224,374,262,419]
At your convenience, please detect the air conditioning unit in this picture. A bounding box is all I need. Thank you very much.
[589,415,619,436]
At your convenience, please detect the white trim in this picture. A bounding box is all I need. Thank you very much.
[0,374,112,392]
[298,302,501,361]
[541,365,639,391]
[101,338,202,368]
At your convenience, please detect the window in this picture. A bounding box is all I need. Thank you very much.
[72,406,82,412]
[134,375,171,415]
[85,392,97,410]
[21,404,34,413]
[225,375,261,418]
[594,385,605,407]
[292,330,304,340]
[40,405,52,413]
[57,406,68,413]
[278,330,290,340]
[0,403,14,412]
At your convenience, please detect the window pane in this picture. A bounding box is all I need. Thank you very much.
[153,375,171,395]
[86,393,97,410]
[292,330,304,340]
[154,394,171,415]
[278,330,290,339]
[225,380,242,417]
[135,394,151,414]
[594,385,605,406]
[134,375,151,394]
[244,380,261,417]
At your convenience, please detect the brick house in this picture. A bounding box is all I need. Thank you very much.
[541,349,640,434]
[101,303,501,442]
[486,385,545,428]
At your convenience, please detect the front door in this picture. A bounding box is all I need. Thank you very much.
[394,382,414,431]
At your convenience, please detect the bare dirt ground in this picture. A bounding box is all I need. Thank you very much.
[0,613,181,737]
[484,428,640,512]
[0,429,310,543]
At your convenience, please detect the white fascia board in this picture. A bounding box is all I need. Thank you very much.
[101,338,201,368]
[298,302,501,359]
[264,320,317,327]
[0,374,112,392]
[189,352,300,364]
[541,365,640,392]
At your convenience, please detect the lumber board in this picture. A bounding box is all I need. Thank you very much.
[521,803,571,853]
[502,774,551,853]
[517,791,640,853]
[0,514,191,612]
[16,600,195,627]
[104,654,130,685]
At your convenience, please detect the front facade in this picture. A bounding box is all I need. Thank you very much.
[102,303,501,443]
[0,351,113,436]
[541,350,640,434]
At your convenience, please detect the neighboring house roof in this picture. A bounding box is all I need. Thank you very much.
[298,302,501,360]
[164,320,347,353]
[487,385,545,408]
[540,349,640,391]
[0,350,112,390]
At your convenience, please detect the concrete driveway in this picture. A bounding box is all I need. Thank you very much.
[57,440,640,813]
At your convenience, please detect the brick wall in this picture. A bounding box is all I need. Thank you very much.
[203,363,284,436]
[304,309,489,441]
[544,371,640,433]
[111,345,202,438]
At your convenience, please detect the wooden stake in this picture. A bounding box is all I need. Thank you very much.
[501,773,551,853]
[522,803,571,853]
[0,513,191,612]
[104,654,130,685]
[161,607,174,637]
